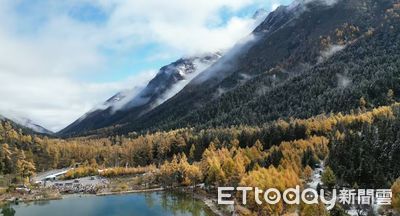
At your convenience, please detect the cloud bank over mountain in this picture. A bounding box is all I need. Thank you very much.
[0,0,291,131]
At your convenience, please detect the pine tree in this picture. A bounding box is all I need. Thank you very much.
[189,144,196,162]
[1,144,13,174]
[321,166,337,190]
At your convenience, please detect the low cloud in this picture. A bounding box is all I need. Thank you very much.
[239,73,254,85]
[297,0,339,7]
[336,73,351,88]
[318,0,338,6]
[193,33,259,84]
[0,71,155,132]
[0,0,286,131]
[214,87,229,99]
[318,44,346,63]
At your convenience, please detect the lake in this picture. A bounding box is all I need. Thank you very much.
[2,192,215,216]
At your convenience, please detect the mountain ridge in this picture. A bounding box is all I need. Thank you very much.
[58,52,221,137]
[60,0,400,137]
[108,0,398,134]
[0,114,53,135]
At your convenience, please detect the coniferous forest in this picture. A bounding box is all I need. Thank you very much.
[1,103,400,214]
[1,0,400,216]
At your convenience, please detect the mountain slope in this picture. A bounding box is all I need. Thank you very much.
[12,117,54,135]
[61,0,400,137]
[59,53,221,137]
[0,114,53,135]
[109,0,397,134]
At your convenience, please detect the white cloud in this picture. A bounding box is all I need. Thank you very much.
[83,0,271,54]
[0,0,285,132]
[0,71,155,132]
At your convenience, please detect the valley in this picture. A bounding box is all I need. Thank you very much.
[1,0,400,215]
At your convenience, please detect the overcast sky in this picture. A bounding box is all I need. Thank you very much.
[0,0,291,132]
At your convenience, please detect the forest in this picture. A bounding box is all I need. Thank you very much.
[1,2,400,215]
[1,101,400,215]
[93,0,400,137]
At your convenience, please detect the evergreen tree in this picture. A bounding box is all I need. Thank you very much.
[322,166,336,190]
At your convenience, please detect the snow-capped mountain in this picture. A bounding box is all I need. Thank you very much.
[92,0,393,135]
[91,53,222,114]
[58,52,221,137]
[58,8,272,137]
[131,53,222,108]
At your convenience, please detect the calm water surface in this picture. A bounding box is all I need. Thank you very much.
[2,192,214,216]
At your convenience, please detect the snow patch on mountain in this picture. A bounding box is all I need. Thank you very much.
[153,57,220,107]
[79,52,222,118]
[116,52,222,113]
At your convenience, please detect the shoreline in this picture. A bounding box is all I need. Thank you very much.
[96,187,164,196]
[2,186,226,216]
[97,187,227,216]
[191,192,228,216]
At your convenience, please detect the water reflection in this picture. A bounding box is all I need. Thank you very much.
[1,206,15,216]
[160,192,206,216]
[6,191,213,216]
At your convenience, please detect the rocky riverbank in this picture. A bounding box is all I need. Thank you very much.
[0,188,61,206]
